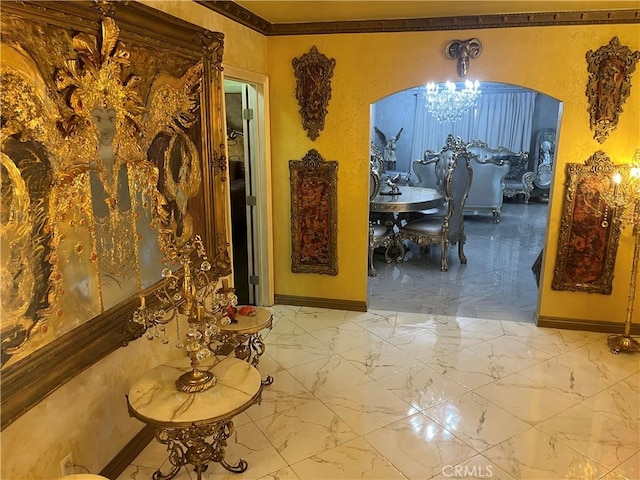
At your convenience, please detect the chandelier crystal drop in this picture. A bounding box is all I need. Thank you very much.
[424,80,481,123]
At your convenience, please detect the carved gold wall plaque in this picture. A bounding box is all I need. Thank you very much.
[586,37,640,143]
[292,46,336,141]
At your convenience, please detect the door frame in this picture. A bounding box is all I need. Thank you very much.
[223,66,274,306]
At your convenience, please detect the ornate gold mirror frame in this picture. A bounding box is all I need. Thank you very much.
[0,1,230,429]
[586,36,640,144]
[552,151,624,294]
[292,46,336,141]
[290,149,338,275]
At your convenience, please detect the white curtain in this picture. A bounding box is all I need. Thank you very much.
[410,89,537,161]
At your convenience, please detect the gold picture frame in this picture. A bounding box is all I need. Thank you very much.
[552,151,624,294]
[289,149,338,275]
[0,1,230,429]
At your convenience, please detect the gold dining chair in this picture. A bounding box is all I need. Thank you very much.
[368,165,396,277]
[397,137,473,272]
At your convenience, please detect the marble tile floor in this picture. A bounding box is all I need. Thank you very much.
[118,305,640,480]
[368,200,550,323]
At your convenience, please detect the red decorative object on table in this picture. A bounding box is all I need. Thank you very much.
[224,305,256,322]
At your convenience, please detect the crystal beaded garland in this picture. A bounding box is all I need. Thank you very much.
[130,234,239,392]
[424,80,481,123]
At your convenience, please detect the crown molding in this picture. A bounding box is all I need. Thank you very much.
[197,1,639,36]
[196,0,273,33]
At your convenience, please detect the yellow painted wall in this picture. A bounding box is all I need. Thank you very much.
[0,3,269,479]
[2,3,638,478]
[267,26,640,323]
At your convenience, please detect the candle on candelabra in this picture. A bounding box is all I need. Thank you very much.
[612,172,621,199]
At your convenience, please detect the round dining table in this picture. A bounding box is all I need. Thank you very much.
[370,185,444,213]
[369,185,445,263]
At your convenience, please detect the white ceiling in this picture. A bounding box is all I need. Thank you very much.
[234,1,640,24]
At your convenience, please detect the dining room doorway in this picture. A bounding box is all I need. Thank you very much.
[368,82,561,322]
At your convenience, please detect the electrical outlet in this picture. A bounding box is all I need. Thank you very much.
[59,452,74,476]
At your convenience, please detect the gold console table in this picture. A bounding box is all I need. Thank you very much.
[127,357,263,480]
[216,307,274,385]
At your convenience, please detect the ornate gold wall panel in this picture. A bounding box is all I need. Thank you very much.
[552,152,624,294]
[292,46,336,141]
[586,36,640,143]
[289,149,338,275]
[0,1,230,430]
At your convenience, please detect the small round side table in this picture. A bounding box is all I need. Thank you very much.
[127,356,262,480]
[216,307,274,384]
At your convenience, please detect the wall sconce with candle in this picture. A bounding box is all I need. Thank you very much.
[601,149,640,354]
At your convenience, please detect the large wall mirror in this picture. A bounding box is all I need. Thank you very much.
[0,1,230,429]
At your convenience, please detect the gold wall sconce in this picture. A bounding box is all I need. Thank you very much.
[586,37,640,143]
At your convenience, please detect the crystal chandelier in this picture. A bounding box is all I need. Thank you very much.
[424,80,481,123]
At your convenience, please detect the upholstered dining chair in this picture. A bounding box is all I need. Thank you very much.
[411,150,445,192]
[409,153,447,219]
[397,137,473,272]
[368,165,395,277]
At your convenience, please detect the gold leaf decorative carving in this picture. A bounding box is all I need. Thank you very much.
[292,46,336,141]
[586,37,640,143]
[0,1,230,431]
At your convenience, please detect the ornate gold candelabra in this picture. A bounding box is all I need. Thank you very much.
[601,149,640,354]
[132,234,237,392]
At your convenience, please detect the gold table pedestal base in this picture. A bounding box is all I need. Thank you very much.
[152,420,247,480]
[607,334,640,354]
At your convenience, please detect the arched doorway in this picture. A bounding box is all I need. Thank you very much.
[367,82,561,322]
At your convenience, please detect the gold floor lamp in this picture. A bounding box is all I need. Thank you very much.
[603,149,640,354]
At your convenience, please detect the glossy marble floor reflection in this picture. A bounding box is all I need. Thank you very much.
[368,200,549,323]
[119,305,640,480]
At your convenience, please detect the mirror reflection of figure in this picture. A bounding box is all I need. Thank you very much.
[374,126,403,171]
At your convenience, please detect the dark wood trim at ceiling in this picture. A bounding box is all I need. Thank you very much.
[197,1,639,36]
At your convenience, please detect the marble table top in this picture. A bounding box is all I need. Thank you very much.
[370,186,444,213]
[127,356,262,428]
[218,307,273,335]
